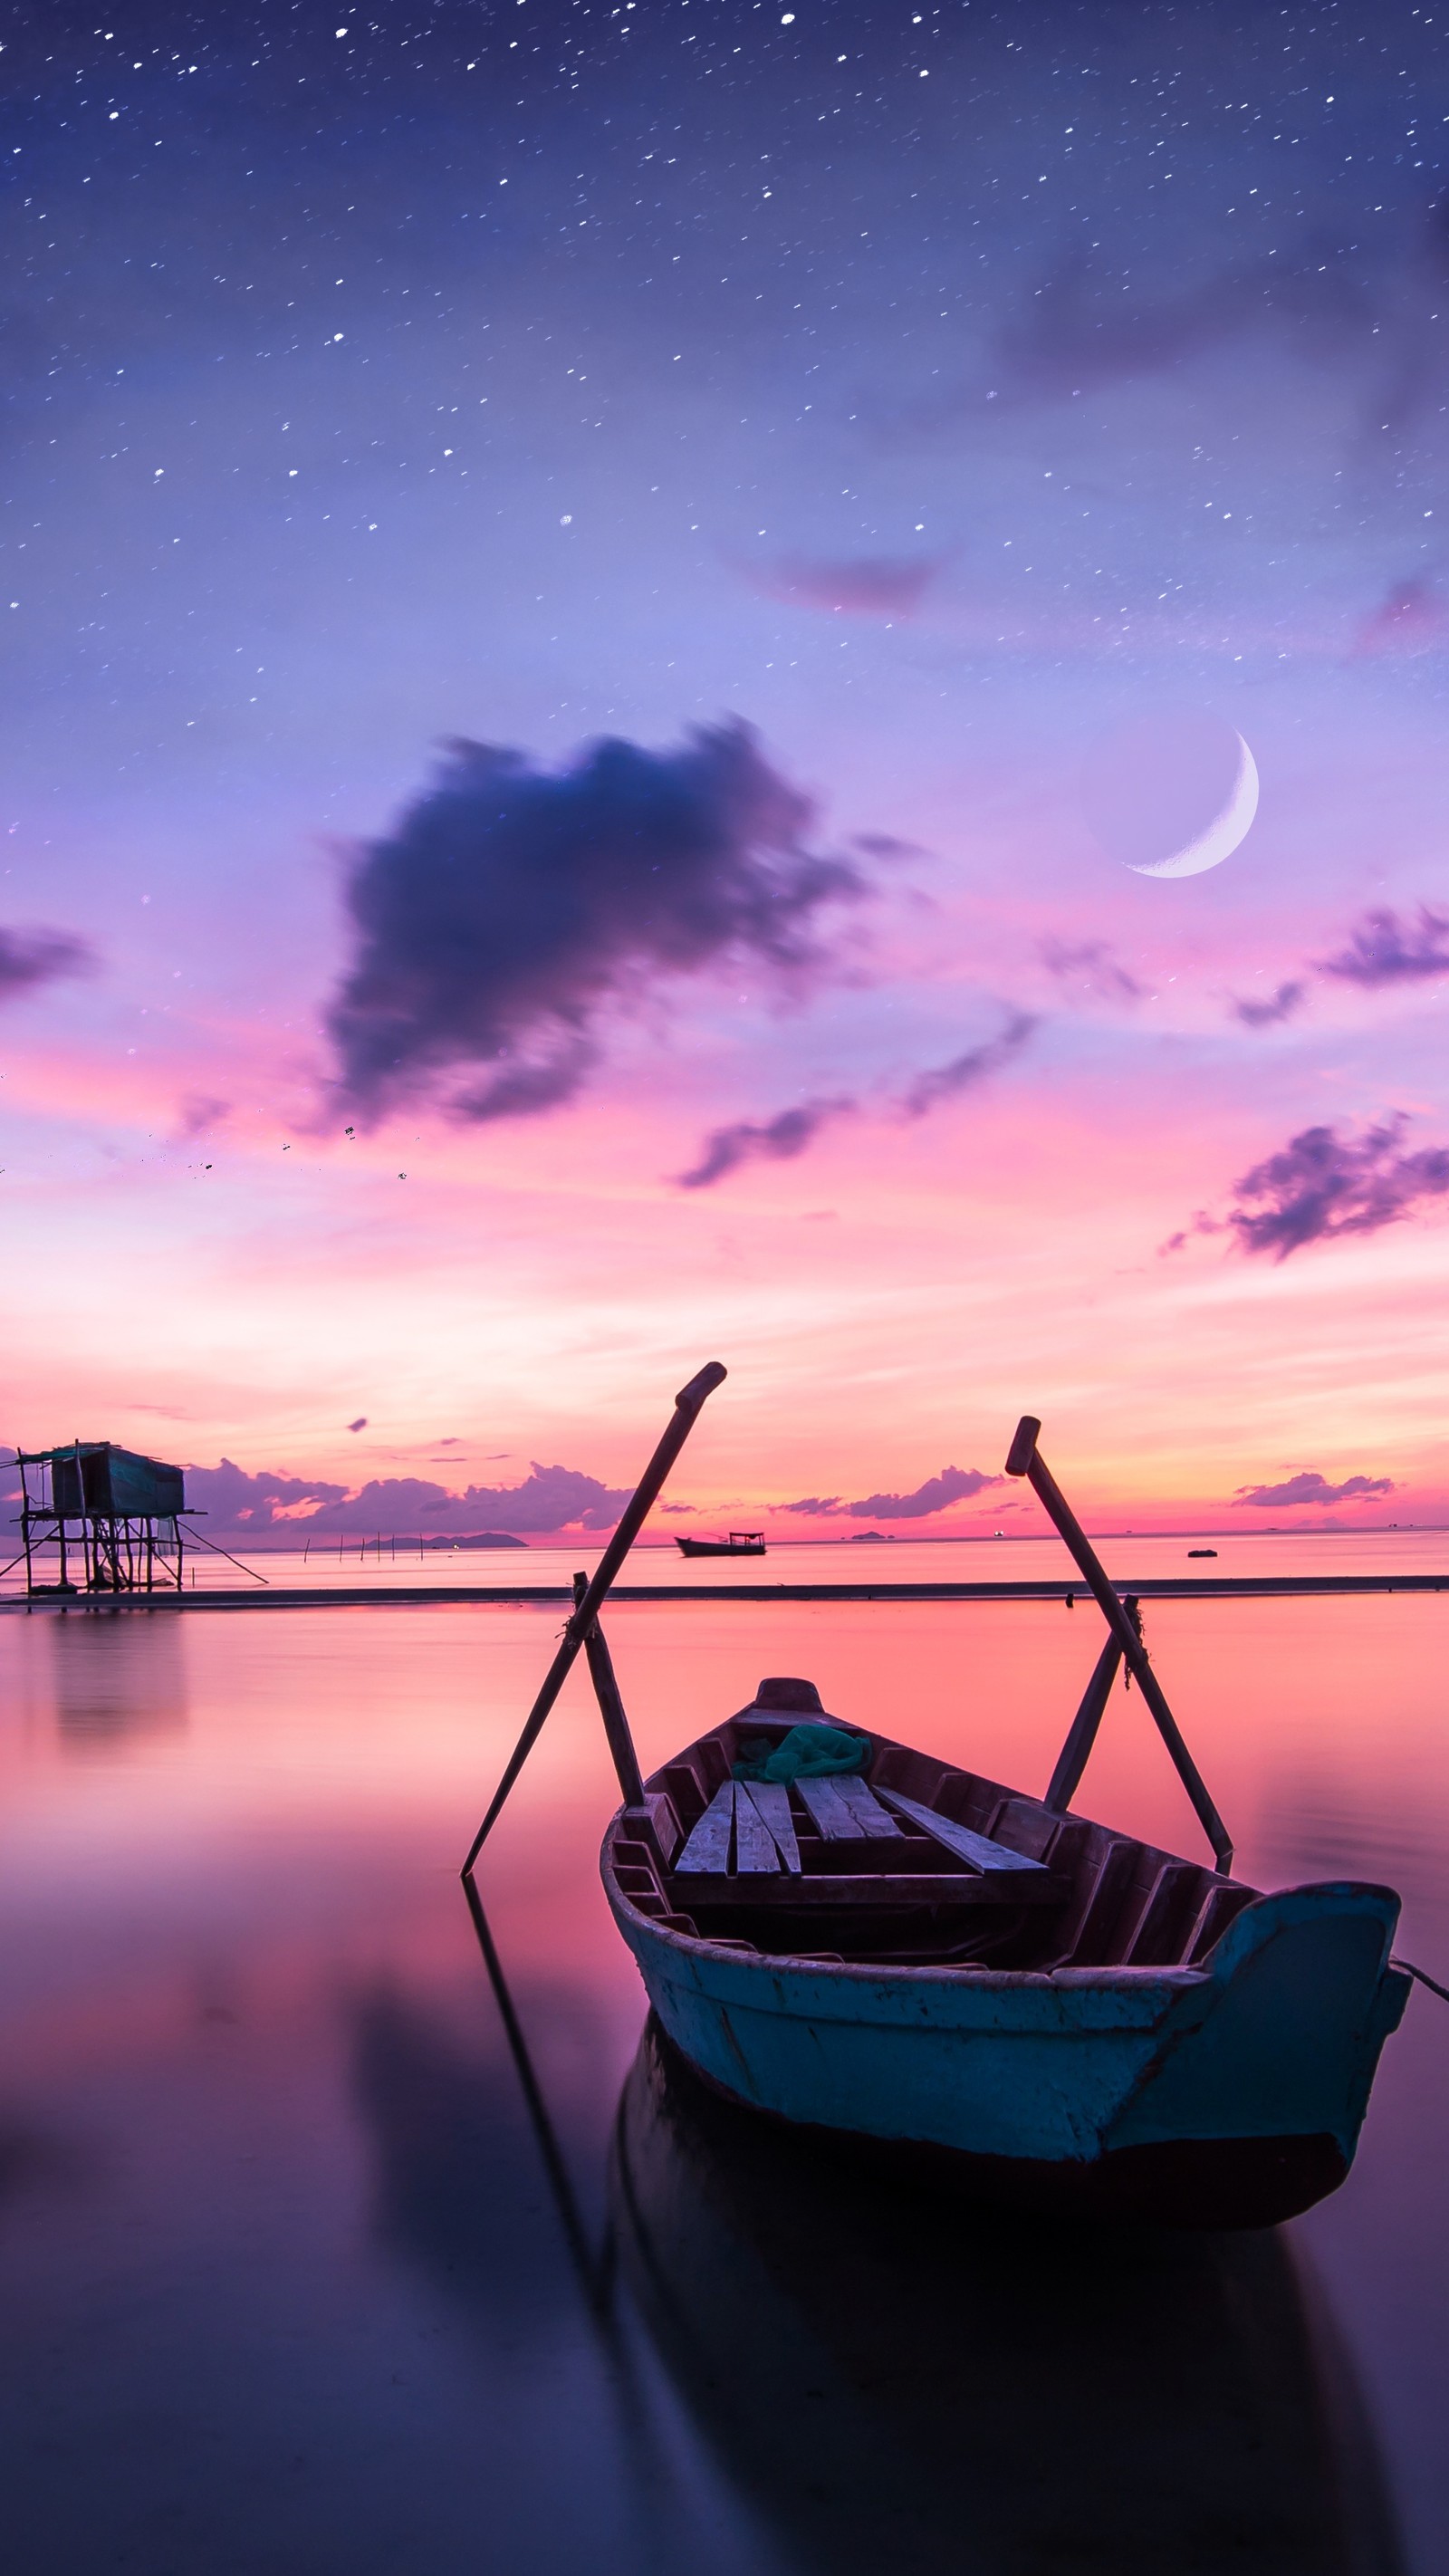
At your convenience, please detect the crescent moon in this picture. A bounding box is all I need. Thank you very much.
[1126,731,1260,878]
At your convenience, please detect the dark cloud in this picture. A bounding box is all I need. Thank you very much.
[1317,905,1449,987]
[984,235,1374,409]
[1041,939,1143,1003]
[1351,578,1449,659]
[677,1096,854,1190]
[1233,1469,1395,1509]
[851,831,927,861]
[1230,979,1307,1029]
[899,1012,1036,1118]
[784,1466,1001,1521]
[1219,1116,1449,1260]
[744,553,944,619]
[0,927,94,1001]
[982,197,1449,447]
[347,1417,368,1433]
[327,721,860,1123]
[181,1456,631,1536]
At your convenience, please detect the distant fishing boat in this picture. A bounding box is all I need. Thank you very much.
[675,1531,766,1558]
[1189,1547,1219,1559]
[465,1375,1417,2229]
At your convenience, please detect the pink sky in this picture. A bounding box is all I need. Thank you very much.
[4,9,1448,1539]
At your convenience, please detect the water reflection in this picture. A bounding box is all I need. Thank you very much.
[350,1979,583,2337]
[0,2118,91,2228]
[608,2020,1403,2576]
[46,1609,188,1753]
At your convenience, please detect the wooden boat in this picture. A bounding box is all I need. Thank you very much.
[601,1676,1408,2227]
[465,1378,1415,2231]
[675,1530,766,1557]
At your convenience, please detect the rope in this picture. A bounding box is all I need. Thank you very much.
[1394,1956,1449,2005]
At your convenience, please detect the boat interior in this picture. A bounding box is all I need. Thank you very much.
[605,1677,1259,1970]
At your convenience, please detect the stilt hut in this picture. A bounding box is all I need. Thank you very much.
[14,1443,190,1594]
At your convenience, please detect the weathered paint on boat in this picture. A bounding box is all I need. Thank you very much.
[580,1612,1417,2229]
[603,1842,1411,2227]
[606,1881,1409,2223]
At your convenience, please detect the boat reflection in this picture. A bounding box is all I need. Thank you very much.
[609,2018,1403,2576]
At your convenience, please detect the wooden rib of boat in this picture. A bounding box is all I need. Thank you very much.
[675,1531,766,1558]
[601,1672,1410,2228]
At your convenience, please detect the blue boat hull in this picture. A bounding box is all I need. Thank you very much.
[604,1871,1410,2227]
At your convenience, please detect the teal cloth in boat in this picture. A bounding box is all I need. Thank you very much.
[733,1725,869,1784]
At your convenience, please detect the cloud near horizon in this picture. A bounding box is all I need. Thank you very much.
[781,1465,1001,1520]
[180,1456,632,1536]
[1233,1469,1395,1508]
[327,721,861,1124]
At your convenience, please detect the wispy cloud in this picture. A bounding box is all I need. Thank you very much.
[979,193,1449,451]
[1041,939,1143,1004]
[677,1097,854,1190]
[677,1011,1035,1189]
[1233,1469,1394,1508]
[1230,979,1307,1029]
[898,1012,1037,1119]
[327,722,861,1124]
[0,927,94,1001]
[1317,905,1449,987]
[742,553,944,619]
[850,831,927,861]
[1351,577,1449,659]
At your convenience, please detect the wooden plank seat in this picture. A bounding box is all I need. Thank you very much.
[876,1789,1053,1875]
[797,1775,902,1841]
[673,1776,1064,1907]
[675,1781,735,1874]
[738,1780,801,1873]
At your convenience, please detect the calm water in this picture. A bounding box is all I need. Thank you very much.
[8,1525,1449,1594]
[2,1582,1446,2571]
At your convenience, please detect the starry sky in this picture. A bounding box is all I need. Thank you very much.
[4,0,1449,1537]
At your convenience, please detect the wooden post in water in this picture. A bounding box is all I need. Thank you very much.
[1044,1629,1124,1815]
[460,1362,726,1874]
[1007,1416,1233,1873]
[571,1571,648,1810]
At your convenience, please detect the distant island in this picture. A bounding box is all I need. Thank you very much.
[419,1532,529,1551]
[848,1531,896,1543]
